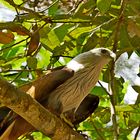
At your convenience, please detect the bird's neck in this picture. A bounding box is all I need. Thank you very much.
[66,60,85,72]
[75,64,103,85]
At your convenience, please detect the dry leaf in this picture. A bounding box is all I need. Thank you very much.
[127,20,140,38]
[0,30,14,44]
[27,24,40,56]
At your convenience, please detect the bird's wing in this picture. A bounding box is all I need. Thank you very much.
[20,67,74,101]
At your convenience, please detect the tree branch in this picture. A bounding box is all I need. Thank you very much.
[0,78,85,140]
[109,1,126,140]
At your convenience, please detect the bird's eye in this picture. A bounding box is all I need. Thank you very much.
[101,49,107,54]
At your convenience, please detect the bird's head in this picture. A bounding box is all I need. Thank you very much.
[67,48,116,72]
[90,48,116,61]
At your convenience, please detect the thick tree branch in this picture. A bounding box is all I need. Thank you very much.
[0,78,85,140]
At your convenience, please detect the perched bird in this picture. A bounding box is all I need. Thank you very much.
[0,47,115,140]
[47,48,116,123]
[0,68,99,140]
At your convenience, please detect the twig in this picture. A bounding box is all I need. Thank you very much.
[10,65,28,83]
[41,0,59,13]
[134,126,140,140]
[0,37,30,52]
[0,69,46,73]
[52,55,73,59]
[67,0,84,15]
[90,18,115,35]
[5,0,41,17]
[31,22,50,36]
[117,46,140,57]
[52,19,92,23]
[98,81,111,96]
[112,0,126,52]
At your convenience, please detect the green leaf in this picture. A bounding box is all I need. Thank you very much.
[76,32,90,46]
[129,111,140,122]
[82,33,98,52]
[13,0,23,5]
[48,0,59,16]
[37,48,51,68]
[120,24,133,49]
[80,121,94,130]
[74,0,96,18]
[132,85,140,104]
[40,30,60,49]
[115,104,140,112]
[132,85,140,94]
[135,48,140,57]
[116,105,134,112]
[1,64,12,71]
[40,26,51,39]
[97,0,112,14]
[91,86,107,96]
[31,132,50,140]
[69,26,94,39]
[0,0,15,10]
[103,68,110,83]
[27,57,37,69]
[100,108,111,123]
[54,24,73,42]
[5,46,20,59]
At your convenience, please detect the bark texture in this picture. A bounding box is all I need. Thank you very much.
[0,77,86,140]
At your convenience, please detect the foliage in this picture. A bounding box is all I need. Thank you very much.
[0,0,140,140]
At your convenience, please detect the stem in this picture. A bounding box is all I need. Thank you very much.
[134,126,140,140]
[41,0,59,13]
[109,0,126,139]
[110,62,119,140]
[98,81,111,96]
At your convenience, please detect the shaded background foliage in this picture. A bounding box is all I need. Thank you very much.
[0,0,140,139]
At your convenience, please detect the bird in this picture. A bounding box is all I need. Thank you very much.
[0,47,115,139]
[0,67,99,140]
[47,47,116,125]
